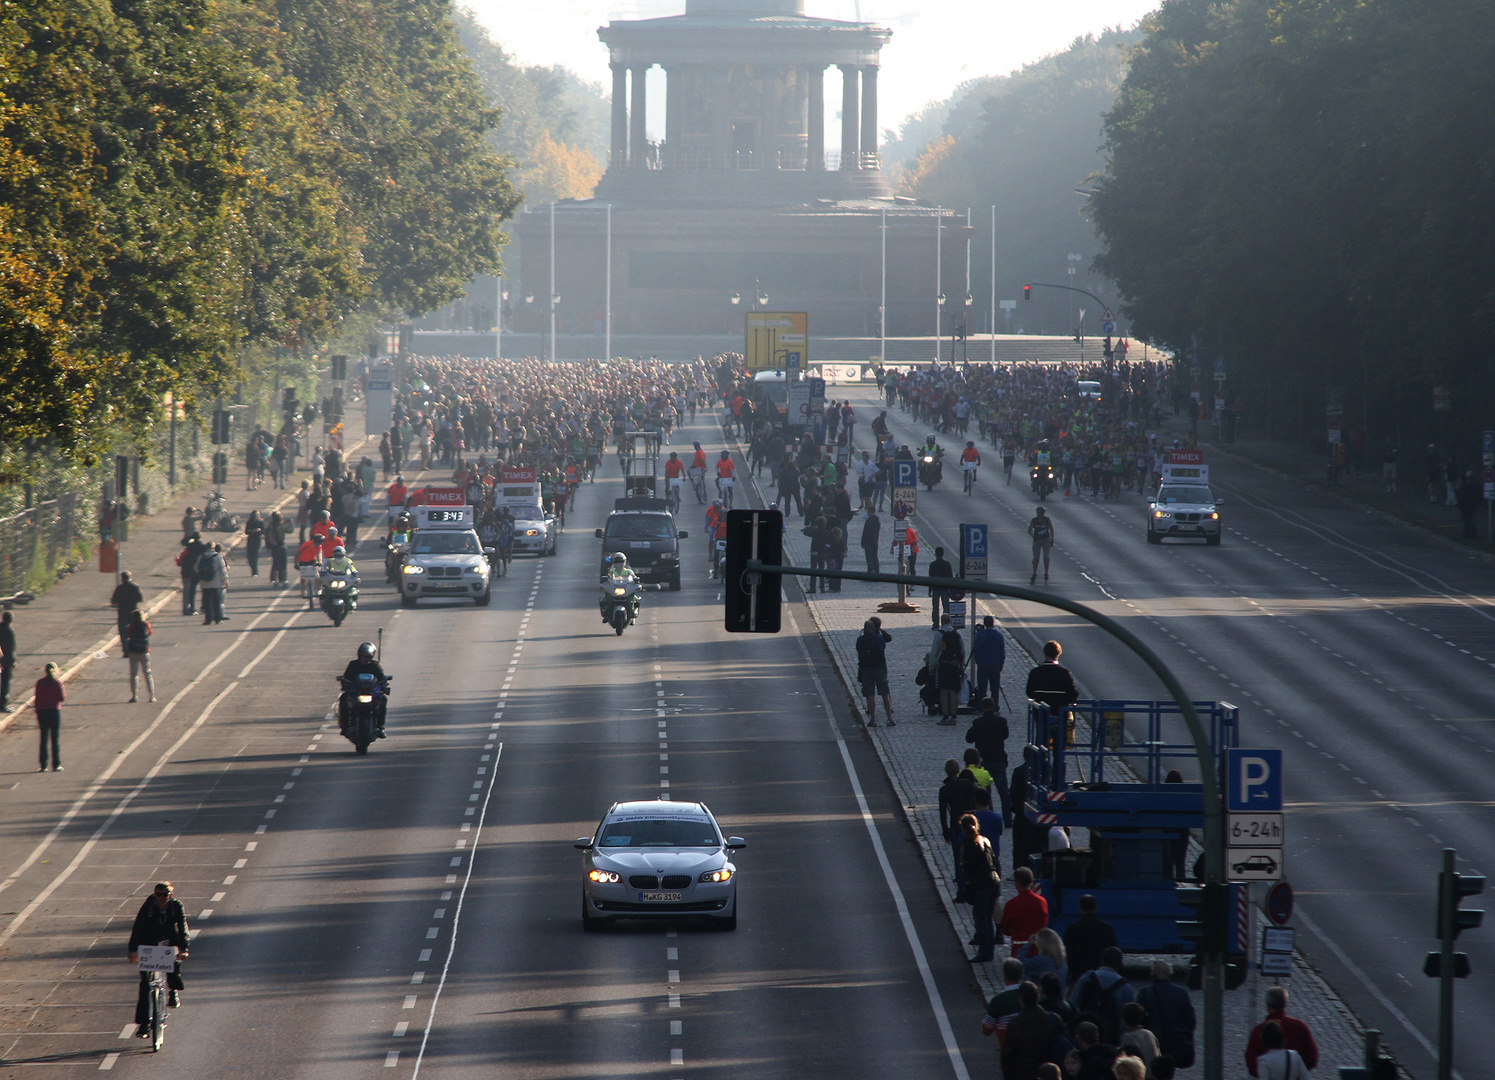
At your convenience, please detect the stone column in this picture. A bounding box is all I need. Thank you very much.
[629,63,649,168]
[839,64,860,171]
[763,66,780,168]
[610,63,628,169]
[663,65,680,166]
[859,65,878,169]
[807,65,825,171]
[711,66,731,169]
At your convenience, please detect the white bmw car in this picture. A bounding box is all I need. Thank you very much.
[576,800,744,930]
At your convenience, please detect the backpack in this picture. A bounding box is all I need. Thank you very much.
[126,621,149,652]
[1046,1011,1077,1067]
[855,632,885,669]
[196,552,218,582]
[1076,972,1126,1042]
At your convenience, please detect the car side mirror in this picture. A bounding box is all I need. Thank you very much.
[725,836,747,850]
[483,547,496,556]
[677,530,689,539]
[1214,497,1225,505]
[594,528,604,539]
[574,837,594,850]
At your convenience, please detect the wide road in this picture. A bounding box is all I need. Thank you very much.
[864,388,1495,1080]
[0,413,991,1080]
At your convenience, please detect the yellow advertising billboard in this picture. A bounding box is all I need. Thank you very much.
[745,312,808,371]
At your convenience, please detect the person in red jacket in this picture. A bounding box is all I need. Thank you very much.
[999,866,1049,955]
[33,662,65,772]
[1245,986,1319,1076]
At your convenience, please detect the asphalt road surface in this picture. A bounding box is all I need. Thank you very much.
[0,414,993,1080]
[866,390,1494,1080]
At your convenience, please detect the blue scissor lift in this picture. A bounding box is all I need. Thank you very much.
[1023,699,1245,954]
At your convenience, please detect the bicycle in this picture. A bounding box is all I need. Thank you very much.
[963,465,978,495]
[716,477,735,509]
[665,480,682,514]
[688,468,706,504]
[135,945,175,1051]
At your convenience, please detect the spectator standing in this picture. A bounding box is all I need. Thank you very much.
[0,610,16,712]
[34,662,64,771]
[1020,926,1069,986]
[980,958,1027,1045]
[933,616,965,725]
[938,759,983,900]
[296,480,312,540]
[970,615,1006,705]
[1064,894,1120,988]
[1119,1001,1161,1070]
[198,544,229,625]
[243,511,264,578]
[265,511,289,587]
[110,571,144,654]
[124,609,156,703]
[827,526,846,592]
[965,697,1013,821]
[1000,866,1050,955]
[1245,987,1319,1077]
[1001,981,1058,1080]
[926,547,954,627]
[860,510,882,574]
[854,619,894,726]
[178,534,207,616]
[1072,1021,1120,1080]
[1039,970,1077,1033]
[1252,1021,1312,1080]
[1070,947,1136,1046]
[1113,1056,1147,1080]
[959,813,1002,963]
[1026,640,1080,736]
[1137,959,1195,1068]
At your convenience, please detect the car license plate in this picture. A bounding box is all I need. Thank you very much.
[638,891,683,902]
[1180,524,1199,530]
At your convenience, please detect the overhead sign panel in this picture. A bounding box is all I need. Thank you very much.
[745,312,808,371]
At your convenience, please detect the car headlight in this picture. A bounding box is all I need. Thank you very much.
[1210,511,1219,519]
[699,868,734,883]
[402,565,425,574]
[1153,510,1171,518]
[659,550,678,560]
[525,529,539,536]
[588,869,620,883]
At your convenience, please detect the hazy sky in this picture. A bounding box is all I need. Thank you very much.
[462,0,1161,137]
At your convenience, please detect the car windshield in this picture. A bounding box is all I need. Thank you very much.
[1157,486,1215,505]
[607,516,676,541]
[509,506,543,520]
[412,532,480,555]
[598,818,721,848]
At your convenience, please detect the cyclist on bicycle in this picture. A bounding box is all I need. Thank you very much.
[664,451,685,509]
[715,450,736,507]
[689,442,707,503]
[704,500,724,557]
[960,441,981,493]
[128,881,190,1037]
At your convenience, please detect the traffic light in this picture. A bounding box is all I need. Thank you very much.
[1176,881,1228,955]
[211,452,229,485]
[723,508,782,633]
[211,409,231,444]
[1436,864,1484,943]
[1023,284,1032,302]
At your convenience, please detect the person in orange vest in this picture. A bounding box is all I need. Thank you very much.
[296,534,323,606]
[715,450,736,508]
[663,452,685,507]
[386,475,408,513]
[310,510,333,543]
[891,523,919,577]
[320,526,343,561]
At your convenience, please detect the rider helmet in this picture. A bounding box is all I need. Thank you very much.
[357,642,376,661]
[966,441,975,449]
[333,546,346,556]
[610,552,628,567]
[720,450,730,459]
[712,500,723,510]
[693,441,702,450]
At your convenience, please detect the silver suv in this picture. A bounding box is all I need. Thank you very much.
[1147,484,1224,546]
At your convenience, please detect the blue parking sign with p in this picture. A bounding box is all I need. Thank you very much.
[893,460,917,489]
[1227,749,1282,812]
[961,523,987,559]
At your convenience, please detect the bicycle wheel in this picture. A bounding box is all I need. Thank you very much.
[151,975,165,1051]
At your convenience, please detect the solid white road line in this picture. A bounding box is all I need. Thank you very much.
[408,743,504,1079]
[785,606,972,1080]
[0,678,241,948]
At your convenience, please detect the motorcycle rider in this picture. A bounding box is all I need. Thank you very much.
[321,545,359,584]
[339,641,388,737]
[601,552,642,624]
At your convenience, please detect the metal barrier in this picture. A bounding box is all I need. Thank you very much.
[1027,698,1240,790]
[0,494,77,600]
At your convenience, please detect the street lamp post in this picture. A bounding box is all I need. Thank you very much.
[1066,252,1082,334]
[604,203,612,363]
[549,203,557,363]
[880,207,887,368]
[934,210,943,362]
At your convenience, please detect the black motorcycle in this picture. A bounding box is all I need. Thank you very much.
[1030,463,1056,499]
[918,448,944,491]
[336,672,389,754]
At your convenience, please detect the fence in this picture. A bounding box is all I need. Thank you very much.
[0,495,79,600]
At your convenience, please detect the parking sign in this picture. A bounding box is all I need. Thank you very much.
[1227,749,1283,812]
[960,522,988,581]
[893,460,917,490]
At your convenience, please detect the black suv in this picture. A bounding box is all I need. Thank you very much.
[596,500,687,590]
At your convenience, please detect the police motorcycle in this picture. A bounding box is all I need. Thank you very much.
[599,552,659,636]
[1030,443,1056,499]
[336,638,390,754]
[917,437,944,491]
[319,546,360,627]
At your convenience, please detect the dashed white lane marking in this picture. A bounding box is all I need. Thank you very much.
[99,1052,119,1070]
[384,1051,400,1067]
